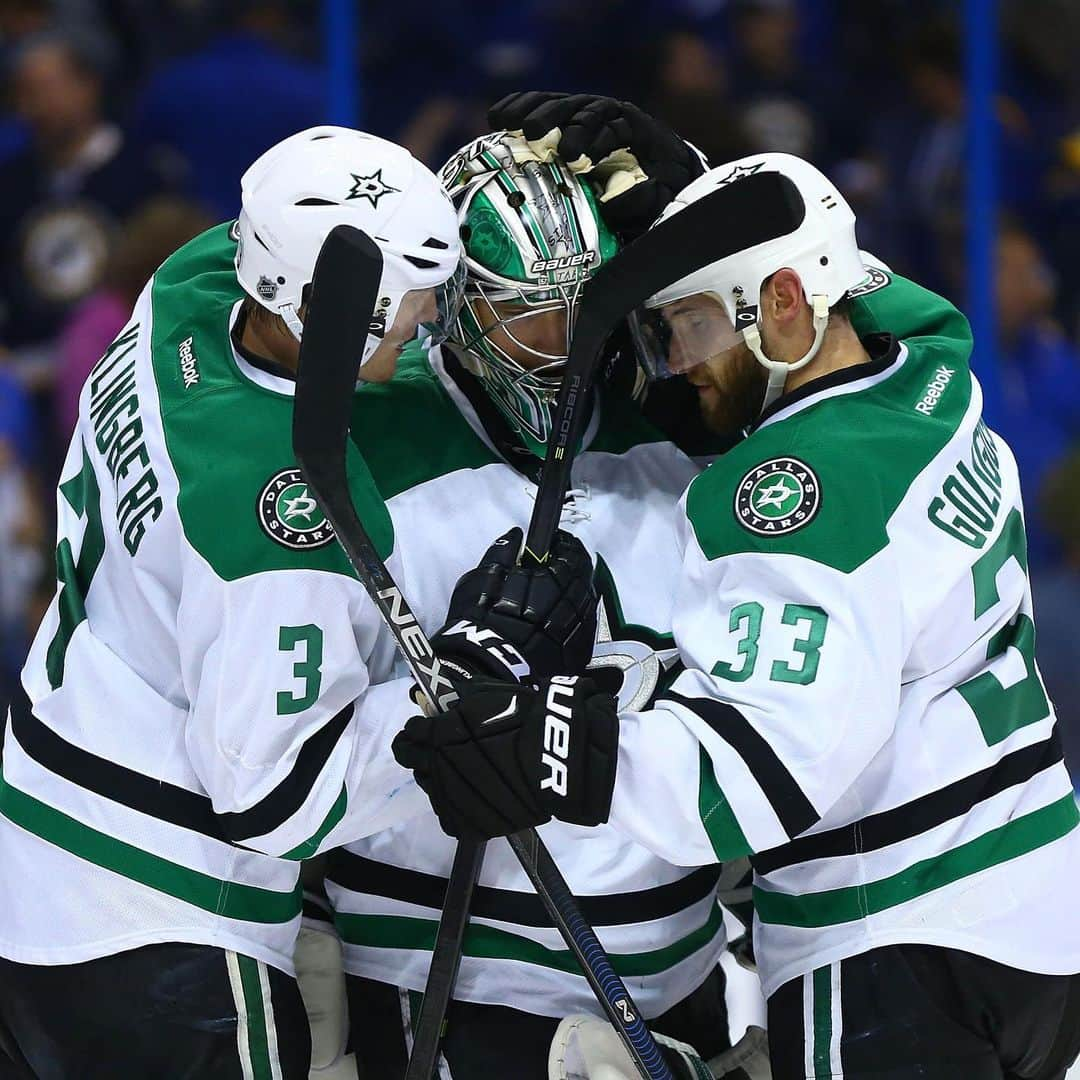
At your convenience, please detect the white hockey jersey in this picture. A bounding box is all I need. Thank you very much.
[325,346,724,1020]
[606,272,1080,997]
[0,224,426,972]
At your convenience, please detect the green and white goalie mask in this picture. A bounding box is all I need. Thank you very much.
[441,134,619,456]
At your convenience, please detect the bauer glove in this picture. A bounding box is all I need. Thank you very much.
[392,675,619,839]
[488,91,707,238]
[430,526,598,687]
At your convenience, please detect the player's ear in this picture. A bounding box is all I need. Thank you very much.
[762,268,804,326]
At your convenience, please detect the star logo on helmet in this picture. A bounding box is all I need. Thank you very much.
[717,162,766,187]
[346,169,401,207]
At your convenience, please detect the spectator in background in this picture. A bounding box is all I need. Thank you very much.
[646,29,750,166]
[727,0,823,161]
[1036,448,1080,786]
[131,0,324,219]
[0,28,171,381]
[54,196,211,440]
[865,17,1048,294]
[993,222,1080,568]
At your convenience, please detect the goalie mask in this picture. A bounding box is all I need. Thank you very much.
[442,134,619,456]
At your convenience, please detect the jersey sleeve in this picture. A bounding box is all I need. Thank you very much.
[848,260,973,368]
[609,453,909,868]
[179,554,427,860]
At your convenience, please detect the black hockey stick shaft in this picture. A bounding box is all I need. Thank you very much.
[291,226,479,1078]
[292,227,671,1080]
[525,171,802,563]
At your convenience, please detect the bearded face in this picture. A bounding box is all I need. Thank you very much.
[651,293,768,437]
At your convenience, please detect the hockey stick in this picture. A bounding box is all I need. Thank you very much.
[292,225,672,1080]
[525,169,807,561]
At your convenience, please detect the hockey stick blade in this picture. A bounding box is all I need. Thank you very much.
[525,170,802,562]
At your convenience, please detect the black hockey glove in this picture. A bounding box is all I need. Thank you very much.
[429,527,598,688]
[392,676,619,839]
[488,91,707,238]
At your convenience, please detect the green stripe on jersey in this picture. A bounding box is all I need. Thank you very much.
[754,792,1079,928]
[812,965,832,1077]
[280,785,347,861]
[148,223,393,581]
[335,900,725,978]
[0,766,302,924]
[237,956,274,1080]
[698,747,753,862]
[687,276,974,573]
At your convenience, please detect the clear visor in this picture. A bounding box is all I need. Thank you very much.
[633,294,743,380]
[417,261,467,349]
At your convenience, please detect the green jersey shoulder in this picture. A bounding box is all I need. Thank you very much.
[350,346,501,500]
[687,273,974,573]
[147,222,393,580]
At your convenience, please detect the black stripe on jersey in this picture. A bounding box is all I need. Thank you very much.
[9,685,352,846]
[9,685,221,838]
[752,731,1065,875]
[214,704,353,844]
[327,851,721,929]
[665,691,819,839]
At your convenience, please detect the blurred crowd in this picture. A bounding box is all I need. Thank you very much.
[0,0,1078,773]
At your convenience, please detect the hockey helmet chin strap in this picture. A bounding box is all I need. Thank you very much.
[743,293,830,413]
[281,302,305,343]
[281,301,380,386]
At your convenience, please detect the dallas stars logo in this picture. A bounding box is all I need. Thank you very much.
[257,468,336,550]
[346,169,400,207]
[717,161,766,187]
[734,457,820,536]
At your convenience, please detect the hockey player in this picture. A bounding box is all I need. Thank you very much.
[0,126,463,1077]
[392,138,1080,1077]
[320,131,747,1078]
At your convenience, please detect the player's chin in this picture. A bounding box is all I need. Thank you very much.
[697,390,740,438]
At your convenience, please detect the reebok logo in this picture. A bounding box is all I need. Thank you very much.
[916,366,955,415]
[178,336,200,389]
[540,675,577,797]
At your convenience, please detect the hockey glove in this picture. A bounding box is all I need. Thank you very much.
[488,91,707,238]
[430,527,599,687]
[392,676,618,839]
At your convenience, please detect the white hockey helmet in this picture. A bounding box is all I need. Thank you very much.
[235,126,464,365]
[645,152,870,409]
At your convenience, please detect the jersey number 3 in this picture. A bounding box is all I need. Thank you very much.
[277,624,324,715]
